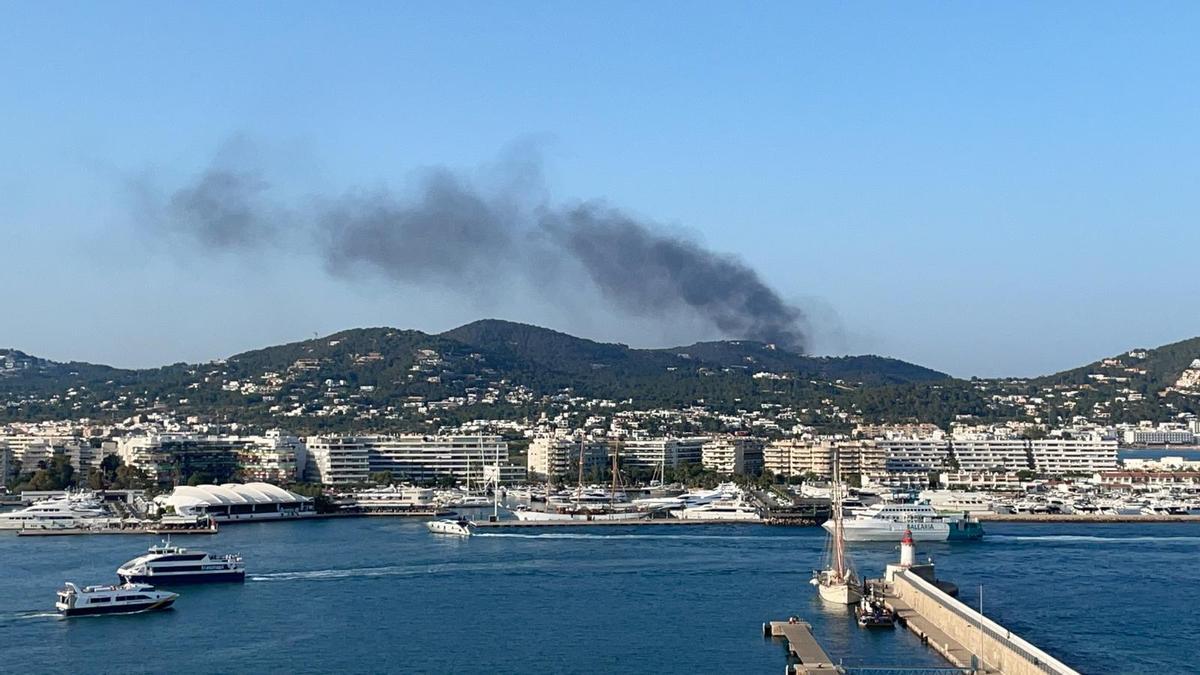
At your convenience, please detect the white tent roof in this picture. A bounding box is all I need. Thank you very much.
[158,482,309,508]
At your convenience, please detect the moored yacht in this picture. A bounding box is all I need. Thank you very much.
[668,500,761,521]
[0,495,110,530]
[56,582,177,616]
[827,503,984,542]
[117,539,244,584]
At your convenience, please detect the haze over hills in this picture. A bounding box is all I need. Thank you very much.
[2,320,1199,432]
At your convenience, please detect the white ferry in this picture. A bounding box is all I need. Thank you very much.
[56,582,177,616]
[117,540,244,584]
[826,503,984,542]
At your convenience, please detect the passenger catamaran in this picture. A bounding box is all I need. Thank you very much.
[811,456,862,604]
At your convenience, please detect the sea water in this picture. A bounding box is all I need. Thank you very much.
[0,519,1196,673]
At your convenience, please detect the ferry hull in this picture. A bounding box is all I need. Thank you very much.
[59,597,176,616]
[824,520,983,542]
[119,571,245,585]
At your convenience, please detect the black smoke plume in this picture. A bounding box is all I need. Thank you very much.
[155,152,809,351]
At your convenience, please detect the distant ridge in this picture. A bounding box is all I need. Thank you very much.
[5,320,1198,430]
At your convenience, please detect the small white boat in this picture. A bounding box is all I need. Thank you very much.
[55,582,177,616]
[425,518,474,536]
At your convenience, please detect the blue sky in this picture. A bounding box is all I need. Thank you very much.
[2,2,1197,377]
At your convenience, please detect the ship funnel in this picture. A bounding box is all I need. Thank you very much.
[899,529,914,567]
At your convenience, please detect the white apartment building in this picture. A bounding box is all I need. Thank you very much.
[877,437,951,475]
[307,435,511,484]
[1122,428,1197,446]
[950,438,1032,473]
[701,437,763,475]
[1030,436,1118,475]
[0,433,99,472]
[621,437,708,470]
[239,431,306,483]
[305,436,370,484]
[527,436,608,477]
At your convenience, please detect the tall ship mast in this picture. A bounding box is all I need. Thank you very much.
[811,449,863,604]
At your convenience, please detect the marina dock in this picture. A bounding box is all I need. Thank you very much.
[976,513,1200,522]
[762,619,839,675]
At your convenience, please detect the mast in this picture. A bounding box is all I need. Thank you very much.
[610,447,618,508]
[832,449,846,580]
[575,437,585,510]
[492,436,499,521]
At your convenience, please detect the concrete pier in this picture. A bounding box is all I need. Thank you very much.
[882,570,1079,675]
[763,620,839,675]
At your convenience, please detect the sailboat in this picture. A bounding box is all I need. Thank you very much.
[811,452,862,604]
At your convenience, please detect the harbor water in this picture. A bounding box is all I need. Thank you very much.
[1,518,1196,674]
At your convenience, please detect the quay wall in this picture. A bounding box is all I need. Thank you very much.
[892,570,1078,675]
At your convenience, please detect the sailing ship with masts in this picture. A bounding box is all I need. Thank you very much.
[811,451,862,604]
[512,438,648,521]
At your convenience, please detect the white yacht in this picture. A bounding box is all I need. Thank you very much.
[0,495,110,530]
[425,517,474,536]
[117,540,244,584]
[56,582,177,616]
[668,500,761,521]
[828,503,984,542]
[917,490,995,514]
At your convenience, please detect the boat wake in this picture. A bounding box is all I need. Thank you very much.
[989,534,1200,544]
[0,610,61,626]
[249,559,549,582]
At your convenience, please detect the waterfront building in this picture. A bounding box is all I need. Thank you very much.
[1121,428,1197,446]
[1029,436,1118,475]
[155,482,314,521]
[621,437,708,470]
[938,470,1023,491]
[527,436,608,478]
[763,438,832,477]
[306,435,513,484]
[304,436,370,484]
[238,431,305,483]
[0,444,9,482]
[0,433,97,472]
[701,437,762,475]
[950,438,1032,473]
[117,434,247,485]
[1094,471,1200,489]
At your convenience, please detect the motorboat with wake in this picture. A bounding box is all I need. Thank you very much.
[426,517,475,536]
[56,582,177,616]
[117,538,245,584]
